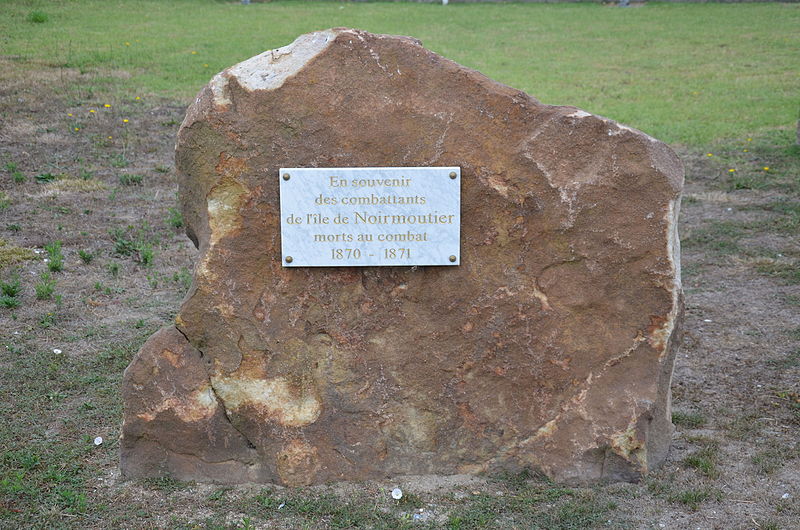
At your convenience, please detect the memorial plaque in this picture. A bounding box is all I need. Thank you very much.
[279,167,460,267]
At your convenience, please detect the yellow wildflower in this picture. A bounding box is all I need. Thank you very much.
[104,104,111,108]
[123,119,129,123]
[706,153,713,157]
[763,167,769,171]
[67,113,73,117]
[89,109,95,113]
[728,169,735,173]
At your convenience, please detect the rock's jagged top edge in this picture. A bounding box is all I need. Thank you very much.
[207,28,424,107]
[189,28,683,195]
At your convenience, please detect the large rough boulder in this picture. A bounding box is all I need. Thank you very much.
[121,28,683,485]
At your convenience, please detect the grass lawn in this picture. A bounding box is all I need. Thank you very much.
[1,0,798,145]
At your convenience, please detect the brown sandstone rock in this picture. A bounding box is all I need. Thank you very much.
[120,28,684,485]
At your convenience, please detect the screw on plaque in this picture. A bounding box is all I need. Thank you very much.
[449,171,457,179]
[449,255,457,262]
[282,173,291,181]
[285,256,293,263]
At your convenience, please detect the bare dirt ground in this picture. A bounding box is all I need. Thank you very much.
[1,60,798,529]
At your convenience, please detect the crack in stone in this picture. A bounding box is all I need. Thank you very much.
[173,325,259,452]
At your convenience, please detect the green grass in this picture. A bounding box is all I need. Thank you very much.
[0,239,37,270]
[667,487,717,511]
[752,448,786,475]
[0,333,148,525]
[78,249,94,264]
[767,350,800,370]
[682,442,720,479]
[2,1,798,145]
[717,131,800,194]
[682,220,747,255]
[672,410,707,429]
[118,173,143,186]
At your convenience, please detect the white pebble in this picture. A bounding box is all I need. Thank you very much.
[703,319,712,323]
[391,487,403,500]
[53,348,62,354]
[93,436,103,446]
[782,493,790,499]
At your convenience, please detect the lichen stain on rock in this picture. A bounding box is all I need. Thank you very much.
[276,440,321,486]
[136,384,218,423]
[609,423,647,469]
[533,418,559,441]
[162,348,182,368]
[646,315,670,351]
[210,374,322,428]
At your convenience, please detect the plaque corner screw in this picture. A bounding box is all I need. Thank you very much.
[449,255,457,263]
[285,256,293,263]
[449,171,457,180]
[282,173,291,181]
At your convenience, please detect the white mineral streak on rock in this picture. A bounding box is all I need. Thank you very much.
[211,29,336,106]
[567,110,592,118]
[211,375,322,427]
[531,284,552,311]
[604,333,647,369]
[650,197,682,356]
[136,385,218,423]
[209,74,232,108]
[605,119,658,143]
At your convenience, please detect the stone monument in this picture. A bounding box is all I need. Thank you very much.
[121,28,684,486]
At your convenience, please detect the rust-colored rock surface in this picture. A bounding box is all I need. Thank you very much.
[120,28,684,485]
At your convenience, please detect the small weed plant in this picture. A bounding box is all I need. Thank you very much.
[27,10,48,23]
[34,172,56,183]
[119,173,143,186]
[166,207,183,229]
[6,162,25,183]
[109,224,158,266]
[78,249,94,264]
[0,295,21,309]
[45,241,64,272]
[35,271,55,300]
[0,275,22,307]
[110,154,129,168]
[1,275,22,297]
